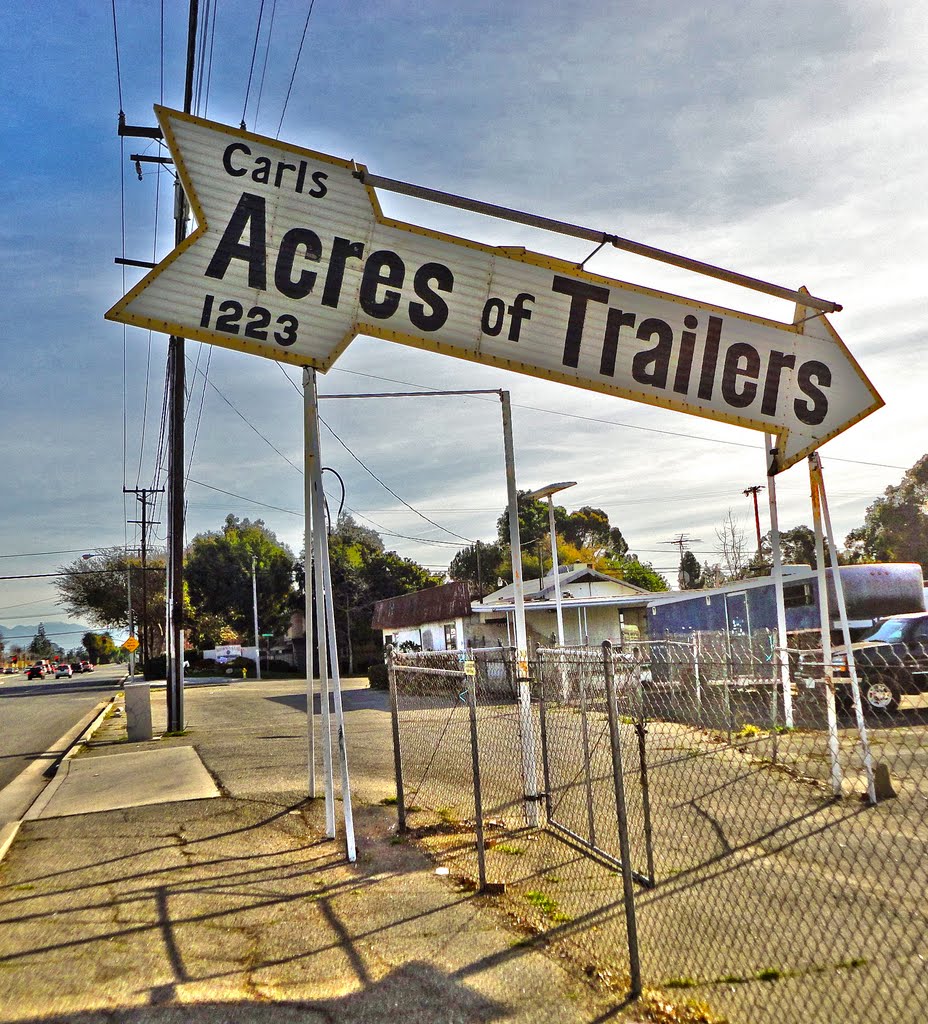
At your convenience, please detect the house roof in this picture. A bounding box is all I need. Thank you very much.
[371,580,475,630]
[480,564,650,605]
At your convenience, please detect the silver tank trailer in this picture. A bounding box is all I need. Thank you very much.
[828,563,925,621]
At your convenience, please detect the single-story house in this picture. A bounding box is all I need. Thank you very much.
[371,564,652,653]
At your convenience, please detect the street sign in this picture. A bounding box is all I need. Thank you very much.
[123,636,140,653]
[106,107,882,472]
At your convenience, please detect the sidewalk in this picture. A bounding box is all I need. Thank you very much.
[0,677,629,1023]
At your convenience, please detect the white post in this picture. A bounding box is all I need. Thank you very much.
[809,455,843,797]
[251,556,261,681]
[765,433,793,727]
[302,370,316,799]
[500,391,539,826]
[305,369,334,834]
[306,368,356,861]
[810,454,876,803]
[548,496,565,646]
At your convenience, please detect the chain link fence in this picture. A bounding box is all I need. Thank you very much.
[386,636,928,1023]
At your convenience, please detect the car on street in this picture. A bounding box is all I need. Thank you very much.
[80,661,94,673]
[71,662,83,673]
[27,664,45,680]
[55,664,73,679]
[797,611,928,713]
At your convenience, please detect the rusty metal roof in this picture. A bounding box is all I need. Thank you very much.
[372,580,476,630]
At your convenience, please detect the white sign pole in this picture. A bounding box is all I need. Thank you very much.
[809,456,843,797]
[500,391,539,827]
[302,369,316,799]
[307,368,357,861]
[305,369,336,837]
[765,433,793,727]
[810,453,877,804]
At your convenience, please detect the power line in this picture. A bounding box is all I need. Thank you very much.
[276,0,317,138]
[240,0,267,128]
[326,366,908,472]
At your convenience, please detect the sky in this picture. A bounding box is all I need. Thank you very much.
[1,0,926,634]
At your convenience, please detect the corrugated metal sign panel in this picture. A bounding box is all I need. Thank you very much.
[106,107,881,472]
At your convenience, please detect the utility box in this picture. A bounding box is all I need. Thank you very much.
[124,682,153,742]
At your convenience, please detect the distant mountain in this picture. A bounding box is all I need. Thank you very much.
[0,621,93,646]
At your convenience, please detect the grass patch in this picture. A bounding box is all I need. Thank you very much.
[436,806,459,825]
[665,977,700,989]
[494,843,524,856]
[524,889,571,923]
[379,796,398,806]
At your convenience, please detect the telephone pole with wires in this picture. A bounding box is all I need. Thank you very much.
[163,0,200,733]
[124,487,163,667]
[660,534,702,589]
[743,485,765,554]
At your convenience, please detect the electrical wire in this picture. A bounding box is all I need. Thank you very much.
[275,0,317,138]
[253,0,278,132]
[327,366,909,473]
[241,0,267,127]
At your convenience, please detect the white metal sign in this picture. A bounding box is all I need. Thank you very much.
[106,107,882,472]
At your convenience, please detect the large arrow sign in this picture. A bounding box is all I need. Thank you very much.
[106,107,882,472]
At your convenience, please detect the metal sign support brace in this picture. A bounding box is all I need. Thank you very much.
[304,367,357,861]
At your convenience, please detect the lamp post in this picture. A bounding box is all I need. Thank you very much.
[525,481,576,646]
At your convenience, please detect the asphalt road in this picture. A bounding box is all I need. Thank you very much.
[0,664,125,791]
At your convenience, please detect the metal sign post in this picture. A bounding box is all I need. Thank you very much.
[305,367,356,861]
[809,453,876,804]
[304,369,335,838]
[765,432,794,727]
[809,458,843,797]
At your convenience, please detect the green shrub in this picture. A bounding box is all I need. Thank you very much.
[142,654,167,681]
[368,662,389,690]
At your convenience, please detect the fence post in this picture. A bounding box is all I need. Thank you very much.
[578,660,598,847]
[536,654,554,822]
[602,641,643,998]
[385,645,407,833]
[466,670,488,891]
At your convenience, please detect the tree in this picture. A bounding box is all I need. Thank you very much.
[185,515,296,649]
[844,453,928,566]
[679,550,704,589]
[28,624,58,659]
[715,510,749,579]
[299,514,441,673]
[82,632,119,665]
[448,541,507,593]
[608,557,669,592]
[562,506,611,551]
[55,548,167,656]
[496,491,565,547]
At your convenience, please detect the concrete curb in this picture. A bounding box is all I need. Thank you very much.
[0,696,118,860]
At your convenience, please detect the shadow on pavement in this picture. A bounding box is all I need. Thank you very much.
[267,688,389,714]
[2,961,506,1023]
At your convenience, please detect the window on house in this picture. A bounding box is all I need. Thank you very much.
[384,633,395,647]
[444,623,458,649]
[784,583,813,608]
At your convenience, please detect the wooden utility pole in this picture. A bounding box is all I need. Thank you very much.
[166,0,199,733]
[743,485,765,553]
[125,487,163,666]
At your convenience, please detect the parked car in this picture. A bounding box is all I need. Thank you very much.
[27,664,45,680]
[797,611,928,713]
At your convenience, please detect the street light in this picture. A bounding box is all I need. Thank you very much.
[525,481,576,646]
